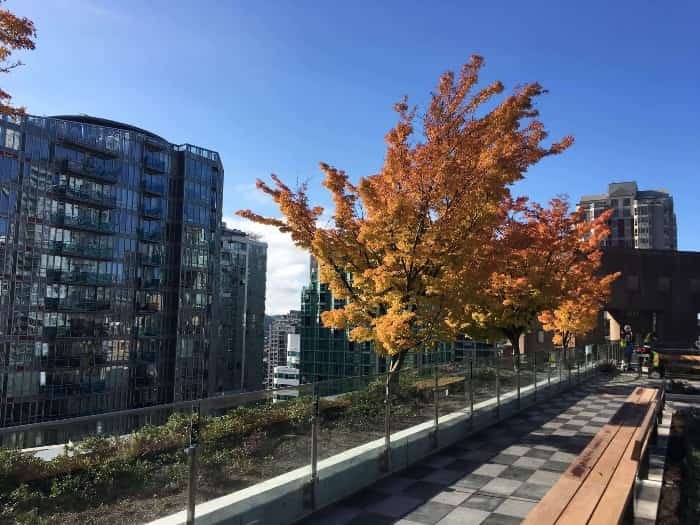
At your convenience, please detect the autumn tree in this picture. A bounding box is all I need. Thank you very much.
[238,56,573,384]
[0,0,36,116]
[538,208,619,348]
[468,197,617,355]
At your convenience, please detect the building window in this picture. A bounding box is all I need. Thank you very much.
[537,331,544,344]
[623,198,631,206]
[626,275,639,292]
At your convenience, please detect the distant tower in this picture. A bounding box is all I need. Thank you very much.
[579,181,677,250]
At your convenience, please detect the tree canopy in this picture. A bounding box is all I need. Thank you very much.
[239,55,573,378]
[0,0,36,116]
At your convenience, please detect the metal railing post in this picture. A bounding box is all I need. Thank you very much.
[496,356,500,420]
[432,362,439,448]
[516,354,521,409]
[469,360,474,424]
[533,353,537,401]
[558,350,563,390]
[185,410,199,525]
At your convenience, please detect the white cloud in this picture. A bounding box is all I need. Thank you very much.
[223,216,310,315]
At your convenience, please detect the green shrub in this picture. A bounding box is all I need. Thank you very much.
[0,449,46,492]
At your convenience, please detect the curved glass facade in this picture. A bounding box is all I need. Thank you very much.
[0,115,223,428]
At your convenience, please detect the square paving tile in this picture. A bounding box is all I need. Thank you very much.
[461,493,506,512]
[501,445,530,456]
[451,473,494,491]
[444,459,480,473]
[480,477,523,496]
[550,451,577,463]
[374,476,417,494]
[472,463,508,478]
[512,481,552,500]
[500,466,540,482]
[424,469,465,486]
[481,512,524,524]
[366,494,423,518]
[490,453,520,465]
[512,456,546,470]
[541,460,570,472]
[527,469,562,486]
[495,497,537,518]
[404,501,456,525]
[303,504,363,525]
[403,480,447,500]
[347,513,396,525]
[402,465,437,479]
[436,506,490,525]
[524,448,554,460]
[430,488,472,506]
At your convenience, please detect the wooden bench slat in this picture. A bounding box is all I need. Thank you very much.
[587,405,656,525]
[554,389,656,525]
[522,387,650,525]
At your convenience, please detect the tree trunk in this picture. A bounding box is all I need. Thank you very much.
[386,350,408,390]
[505,330,522,371]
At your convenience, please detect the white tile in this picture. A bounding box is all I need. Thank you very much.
[550,452,577,463]
[436,507,489,525]
[495,497,537,518]
[502,445,530,456]
[527,470,562,486]
[513,457,547,470]
[431,490,472,505]
[480,477,522,496]
[472,463,508,478]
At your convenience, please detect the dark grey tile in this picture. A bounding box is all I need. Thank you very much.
[491,453,520,466]
[402,464,436,479]
[346,512,395,525]
[500,466,539,481]
[540,461,569,472]
[404,501,455,525]
[402,481,444,499]
[461,493,505,512]
[443,459,480,473]
[351,489,388,507]
[512,481,552,500]
[451,473,493,490]
[524,448,554,460]
[481,513,523,525]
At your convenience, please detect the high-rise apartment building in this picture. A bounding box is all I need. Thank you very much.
[579,182,677,250]
[263,310,300,388]
[215,226,267,393]
[299,257,378,383]
[0,114,223,428]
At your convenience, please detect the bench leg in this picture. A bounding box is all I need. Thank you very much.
[651,421,658,446]
[639,447,650,480]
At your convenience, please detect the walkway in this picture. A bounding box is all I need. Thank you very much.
[299,375,645,525]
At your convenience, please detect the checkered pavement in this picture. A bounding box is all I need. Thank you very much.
[298,378,635,525]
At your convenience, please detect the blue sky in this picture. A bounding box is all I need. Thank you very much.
[5,0,699,313]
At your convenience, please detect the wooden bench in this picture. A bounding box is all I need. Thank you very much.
[523,386,665,525]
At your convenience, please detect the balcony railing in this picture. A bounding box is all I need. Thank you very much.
[140,180,165,195]
[137,228,163,243]
[61,158,119,184]
[139,253,163,266]
[49,184,117,209]
[45,269,114,286]
[141,206,163,219]
[136,327,161,337]
[42,325,109,339]
[143,155,167,173]
[59,134,119,157]
[50,213,114,234]
[48,241,113,260]
[44,298,111,312]
[0,346,614,525]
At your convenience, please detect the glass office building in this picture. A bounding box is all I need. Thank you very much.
[215,226,267,393]
[0,114,223,428]
[299,257,378,383]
